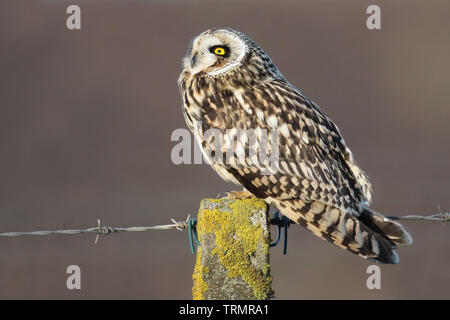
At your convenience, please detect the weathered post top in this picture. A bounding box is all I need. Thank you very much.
[192,198,273,300]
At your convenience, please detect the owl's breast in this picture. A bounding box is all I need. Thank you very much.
[179,74,254,185]
[180,74,252,134]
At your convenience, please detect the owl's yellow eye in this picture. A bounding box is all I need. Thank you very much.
[214,47,225,55]
[210,46,228,56]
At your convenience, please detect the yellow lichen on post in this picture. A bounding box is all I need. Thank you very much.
[192,198,272,300]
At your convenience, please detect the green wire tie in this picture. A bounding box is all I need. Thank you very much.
[188,218,201,254]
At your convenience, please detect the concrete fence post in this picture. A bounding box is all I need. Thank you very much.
[192,198,273,300]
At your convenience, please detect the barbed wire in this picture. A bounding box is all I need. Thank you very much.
[387,204,450,222]
[387,213,450,222]
[0,210,447,243]
[0,215,191,244]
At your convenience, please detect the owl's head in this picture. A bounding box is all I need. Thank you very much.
[182,28,279,79]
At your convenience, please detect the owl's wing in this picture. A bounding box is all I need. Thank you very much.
[209,79,372,215]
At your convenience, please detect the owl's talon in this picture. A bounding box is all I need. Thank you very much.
[222,190,255,199]
[216,192,229,199]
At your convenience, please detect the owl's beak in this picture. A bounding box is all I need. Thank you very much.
[190,53,198,69]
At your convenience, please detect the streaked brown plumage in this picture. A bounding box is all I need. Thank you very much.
[178,28,412,263]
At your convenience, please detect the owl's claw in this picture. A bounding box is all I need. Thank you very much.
[219,190,256,199]
[216,191,229,199]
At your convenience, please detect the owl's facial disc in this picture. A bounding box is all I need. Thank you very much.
[184,29,248,77]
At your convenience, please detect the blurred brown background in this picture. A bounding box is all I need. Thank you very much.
[0,0,449,299]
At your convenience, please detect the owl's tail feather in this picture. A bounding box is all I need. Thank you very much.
[271,199,412,264]
[359,208,413,247]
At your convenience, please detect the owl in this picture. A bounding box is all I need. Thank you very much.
[178,28,412,263]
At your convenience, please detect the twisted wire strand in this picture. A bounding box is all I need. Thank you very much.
[387,212,450,222]
[0,211,447,241]
[0,215,191,243]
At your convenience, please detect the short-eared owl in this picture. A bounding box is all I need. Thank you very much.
[178,28,412,263]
